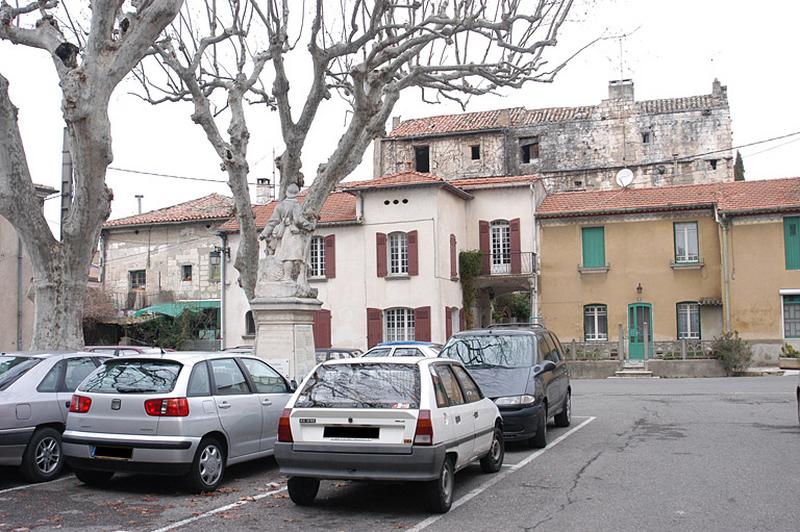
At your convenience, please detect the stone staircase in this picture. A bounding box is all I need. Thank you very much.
[611,362,657,378]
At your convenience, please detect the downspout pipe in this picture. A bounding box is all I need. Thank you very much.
[16,237,23,349]
[529,183,539,322]
[219,233,228,350]
[715,206,732,332]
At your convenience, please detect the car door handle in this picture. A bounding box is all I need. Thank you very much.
[473,411,479,418]
[217,402,232,409]
[261,398,272,406]
[65,401,71,409]
[455,415,461,423]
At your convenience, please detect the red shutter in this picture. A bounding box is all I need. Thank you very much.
[415,306,431,341]
[479,220,490,275]
[450,234,458,279]
[510,218,521,274]
[324,234,336,279]
[376,233,387,277]
[312,309,332,349]
[459,308,466,331]
[408,230,419,276]
[367,308,383,348]
[445,306,453,339]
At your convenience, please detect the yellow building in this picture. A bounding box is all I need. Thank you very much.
[537,178,800,365]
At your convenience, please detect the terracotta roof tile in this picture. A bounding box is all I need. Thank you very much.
[538,177,800,218]
[219,191,357,232]
[341,171,473,199]
[104,193,234,228]
[450,175,539,189]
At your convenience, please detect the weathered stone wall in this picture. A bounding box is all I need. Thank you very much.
[0,217,34,351]
[102,221,224,311]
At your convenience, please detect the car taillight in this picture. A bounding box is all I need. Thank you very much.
[69,395,92,413]
[414,409,434,445]
[144,398,189,417]
[277,408,293,442]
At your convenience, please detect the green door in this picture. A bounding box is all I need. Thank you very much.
[628,303,653,360]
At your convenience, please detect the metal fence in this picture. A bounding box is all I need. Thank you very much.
[485,252,536,276]
[565,338,716,361]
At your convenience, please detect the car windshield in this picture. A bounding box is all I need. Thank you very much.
[440,335,537,369]
[79,359,182,394]
[362,348,392,358]
[295,363,420,409]
[0,356,40,391]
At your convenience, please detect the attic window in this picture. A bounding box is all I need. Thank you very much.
[708,159,718,170]
[642,131,651,144]
[470,145,481,160]
[520,137,539,163]
[414,145,430,173]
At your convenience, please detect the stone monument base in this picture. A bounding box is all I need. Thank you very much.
[250,296,322,382]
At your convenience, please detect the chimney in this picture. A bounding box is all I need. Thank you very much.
[135,194,143,214]
[392,116,401,130]
[608,79,634,101]
[256,178,274,205]
[712,78,727,99]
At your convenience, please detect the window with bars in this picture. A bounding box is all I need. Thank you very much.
[384,308,415,342]
[388,232,408,275]
[309,236,325,278]
[677,302,701,339]
[584,305,608,341]
[674,222,699,263]
[783,295,800,338]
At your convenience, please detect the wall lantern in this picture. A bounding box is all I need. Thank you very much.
[636,282,643,301]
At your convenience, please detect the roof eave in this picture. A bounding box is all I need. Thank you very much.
[103,215,233,230]
[537,204,716,220]
[343,181,472,200]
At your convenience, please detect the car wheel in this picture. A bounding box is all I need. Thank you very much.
[554,391,572,428]
[20,427,64,483]
[479,425,504,474]
[528,405,547,449]
[74,469,114,486]
[426,455,455,513]
[186,437,226,493]
[287,477,320,506]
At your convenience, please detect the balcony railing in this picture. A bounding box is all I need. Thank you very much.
[564,339,716,361]
[483,252,536,276]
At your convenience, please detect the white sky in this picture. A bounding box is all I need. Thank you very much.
[2,0,800,236]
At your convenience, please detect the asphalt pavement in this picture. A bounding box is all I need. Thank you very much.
[1,374,797,532]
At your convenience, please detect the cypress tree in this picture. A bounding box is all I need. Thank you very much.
[734,151,745,181]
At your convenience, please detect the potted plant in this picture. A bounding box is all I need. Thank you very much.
[779,344,800,369]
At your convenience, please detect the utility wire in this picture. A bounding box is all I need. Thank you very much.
[107,166,258,185]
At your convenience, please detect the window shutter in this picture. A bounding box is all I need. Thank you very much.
[408,230,419,276]
[459,308,466,331]
[445,306,453,339]
[367,308,383,348]
[581,227,605,268]
[450,234,458,278]
[324,234,336,278]
[376,233,387,277]
[785,217,800,270]
[313,309,332,348]
[510,218,521,274]
[479,220,490,274]
[415,306,431,341]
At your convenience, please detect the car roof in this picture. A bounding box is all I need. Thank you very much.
[322,356,457,367]
[0,351,99,359]
[451,328,543,337]
[376,341,442,347]
[110,351,261,363]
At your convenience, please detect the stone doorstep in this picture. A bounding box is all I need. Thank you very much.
[610,369,658,379]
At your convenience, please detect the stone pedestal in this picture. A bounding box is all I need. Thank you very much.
[250,296,322,381]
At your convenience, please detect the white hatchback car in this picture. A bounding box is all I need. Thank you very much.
[274,357,504,513]
[361,342,442,358]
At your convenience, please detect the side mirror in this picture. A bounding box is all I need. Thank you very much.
[289,379,298,392]
[534,360,556,374]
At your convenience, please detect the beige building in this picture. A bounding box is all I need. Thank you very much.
[537,177,800,364]
[0,184,57,351]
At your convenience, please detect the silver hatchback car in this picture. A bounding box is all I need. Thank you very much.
[62,352,294,492]
[0,352,108,482]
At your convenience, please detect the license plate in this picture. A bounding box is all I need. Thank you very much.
[92,445,133,460]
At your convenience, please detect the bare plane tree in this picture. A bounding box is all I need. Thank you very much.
[139,0,582,300]
[0,0,184,349]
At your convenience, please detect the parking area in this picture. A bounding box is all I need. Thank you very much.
[2,375,798,532]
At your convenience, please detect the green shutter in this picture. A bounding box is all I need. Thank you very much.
[784,217,800,270]
[582,227,605,268]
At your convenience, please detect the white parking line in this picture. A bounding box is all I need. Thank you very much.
[406,416,596,532]
[0,475,72,496]
[148,486,287,532]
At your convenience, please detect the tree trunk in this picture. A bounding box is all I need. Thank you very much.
[30,266,90,351]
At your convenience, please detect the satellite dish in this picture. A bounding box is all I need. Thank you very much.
[615,168,634,188]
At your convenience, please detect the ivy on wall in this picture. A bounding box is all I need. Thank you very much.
[459,250,483,329]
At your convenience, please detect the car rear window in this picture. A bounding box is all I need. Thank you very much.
[0,356,40,391]
[440,334,537,369]
[295,363,420,409]
[79,359,182,394]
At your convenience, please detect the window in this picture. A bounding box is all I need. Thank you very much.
[451,365,482,403]
[240,358,288,394]
[80,360,181,394]
[309,236,325,278]
[210,359,251,395]
[209,251,221,282]
[414,145,430,172]
[64,357,98,391]
[470,145,481,160]
[520,137,540,163]
[129,269,146,289]
[296,363,420,409]
[187,362,212,397]
[394,348,424,357]
[245,311,255,336]
[581,227,606,268]
[384,307,415,342]
[434,365,464,406]
[584,305,608,341]
[642,131,651,144]
[388,232,408,275]
[181,264,192,282]
[677,302,701,339]
[784,217,800,270]
[674,222,699,263]
[783,295,800,338]
[490,220,511,274]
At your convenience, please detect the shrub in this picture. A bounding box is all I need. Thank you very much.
[711,331,752,375]
[780,343,800,358]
